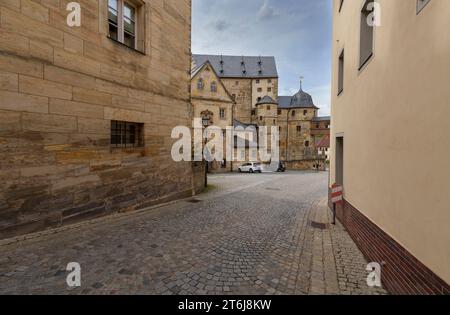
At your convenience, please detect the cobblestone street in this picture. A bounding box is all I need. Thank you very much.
[0,172,386,295]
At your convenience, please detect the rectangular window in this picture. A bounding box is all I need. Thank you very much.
[108,0,144,51]
[256,79,260,84]
[338,50,344,95]
[268,79,272,84]
[267,87,272,92]
[359,1,374,69]
[297,126,302,133]
[251,109,256,116]
[417,0,431,14]
[257,88,262,93]
[123,2,136,49]
[277,109,282,115]
[336,137,344,185]
[220,108,226,120]
[111,120,144,148]
[303,110,308,116]
[267,105,271,110]
[108,0,119,41]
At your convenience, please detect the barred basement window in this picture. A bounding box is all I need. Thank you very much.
[108,0,145,51]
[111,120,144,148]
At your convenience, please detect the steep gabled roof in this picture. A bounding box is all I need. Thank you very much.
[191,60,234,103]
[256,96,278,106]
[192,54,278,78]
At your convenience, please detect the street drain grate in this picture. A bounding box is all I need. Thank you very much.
[310,221,329,230]
[188,199,202,204]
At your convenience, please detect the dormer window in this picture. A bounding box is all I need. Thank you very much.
[197,79,204,90]
[211,81,217,92]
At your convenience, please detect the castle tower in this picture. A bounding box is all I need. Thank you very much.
[255,96,278,128]
[256,96,279,161]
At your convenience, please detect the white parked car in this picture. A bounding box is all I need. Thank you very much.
[238,162,263,173]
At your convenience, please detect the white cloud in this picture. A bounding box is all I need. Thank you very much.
[258,0,278,20]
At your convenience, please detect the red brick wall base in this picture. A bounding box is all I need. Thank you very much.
[329,191,450,295]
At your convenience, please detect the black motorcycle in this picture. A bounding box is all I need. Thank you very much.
[276,162,286,173]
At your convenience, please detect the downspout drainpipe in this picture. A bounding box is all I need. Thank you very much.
[231,101,236,172]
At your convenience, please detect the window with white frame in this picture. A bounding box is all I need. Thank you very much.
[219,108,226,120]
[108,0,143,51]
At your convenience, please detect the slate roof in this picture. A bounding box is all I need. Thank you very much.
[233,119,258,130]
[278,89,318,109]
[313,116,331,122]
[192,54,278,78]
[256,96,278,105]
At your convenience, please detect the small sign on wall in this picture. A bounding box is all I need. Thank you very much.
[331,183,343,225]
[331,183,343,204]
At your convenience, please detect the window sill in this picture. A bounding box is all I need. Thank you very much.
[111,146,146,155]
[107,36,146,55]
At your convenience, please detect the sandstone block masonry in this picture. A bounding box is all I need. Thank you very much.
[0,0,195,240]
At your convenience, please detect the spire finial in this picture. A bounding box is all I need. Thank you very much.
[300,76,304,91]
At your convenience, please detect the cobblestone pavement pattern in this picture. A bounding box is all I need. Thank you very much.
[0,172,386,295]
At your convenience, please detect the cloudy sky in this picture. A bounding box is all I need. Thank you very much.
[192,0,333,116]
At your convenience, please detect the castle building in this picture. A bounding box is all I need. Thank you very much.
[191,54,330,171]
